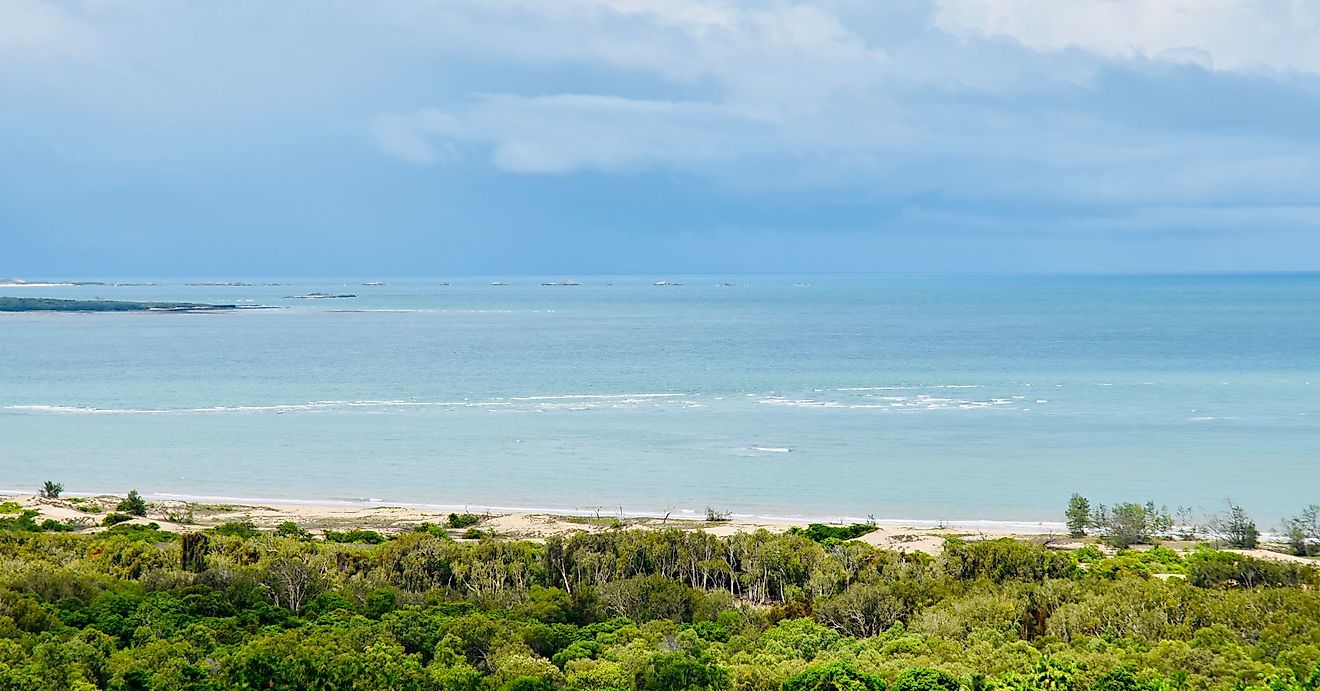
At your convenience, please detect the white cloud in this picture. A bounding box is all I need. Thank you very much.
[932,0,1320,74]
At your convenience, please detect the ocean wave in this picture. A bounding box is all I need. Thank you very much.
[4,394,696,416]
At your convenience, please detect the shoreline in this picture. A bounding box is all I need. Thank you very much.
[6,490,1316,564]
[3,490,1068,556]
[0,487,1065,534]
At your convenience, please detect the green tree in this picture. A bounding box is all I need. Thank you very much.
[783,663,886,691]
[39,481,63,499]
[1284,505,1320,557]
[638,652,728,691]
[1065,494,1091,538]
[1209,500,1259,549]
[116,490,147,517]
[1092,502,1171,548]
[891,669,960,691]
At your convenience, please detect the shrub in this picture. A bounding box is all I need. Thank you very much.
[1187,550,1318,589]
[103,512,135,526]
[447,512,481,529]
[1284,505,1320,557]
[39,481,63,499]
[117,490,148,517]
[38,518,75,532]
[1091,502,1172,548]
[324,529,386,544]
[705,507,732,522]
[789,523,877,542]
[211,521,259,539]
[276,521,311,539]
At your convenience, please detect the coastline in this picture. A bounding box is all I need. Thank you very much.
[0,487,1065,534]
[3,490,1068,556]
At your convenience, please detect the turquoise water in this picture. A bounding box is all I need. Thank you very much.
[2,274,1317,524]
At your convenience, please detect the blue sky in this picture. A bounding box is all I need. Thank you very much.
[2,0,1319,276]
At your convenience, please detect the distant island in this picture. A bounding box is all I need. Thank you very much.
[0,297,238,313]
[0,278,104,287]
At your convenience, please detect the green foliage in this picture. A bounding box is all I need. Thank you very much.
[1286,505,1320,557]
[789,523,878,542]
[891,668,960,691]
[324,528,387,544]
[783,662,886,691]
[638,652,728,691]
[1210,500,1260,549]
[1091,501,1173,548]
[116,490,147,517]
[0,525,1314,691]
[943,538,1078,582]
[40,481,63,499]
[275,521,312,539]
[1066,493,1091,537]
[447,512,482,529]
[102,512,134,527]
[211,521,259,539]
[1186,549,1318,588]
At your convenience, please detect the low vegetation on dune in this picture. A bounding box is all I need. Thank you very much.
[1,494,1319,690]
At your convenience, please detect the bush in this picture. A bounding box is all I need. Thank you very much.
[324,529,386,544]
[1091,502,1172,548]
[1285,505,1320,556]
[276,521,312,539]
[789,523,877,542]
[39,481,63,499]
[103,512,135,526]
[1187,550,1318,589]
[705,507,732,522]
[447,512,481,529]
[211,521,259,539]
[412,522,451,538]
[117,490,148,517]
[38,518,75,532]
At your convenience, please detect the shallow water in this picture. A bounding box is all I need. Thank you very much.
[2,274,1317,524]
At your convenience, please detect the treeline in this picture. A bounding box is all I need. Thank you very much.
[1,518,1319,690]
[1065,494,1320,555]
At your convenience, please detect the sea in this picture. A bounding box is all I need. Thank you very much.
[2,274,1317,527]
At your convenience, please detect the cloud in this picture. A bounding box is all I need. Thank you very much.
[4,0,1320,273]
[932,0,1320,74]
[365,0,1320,216]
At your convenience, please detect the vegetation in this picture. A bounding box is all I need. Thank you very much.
[0,296,235,312]
[38,481,62,499]
[788,523,879,543]
[0,518,1317,690]
[449,513,483,529]
[1065,494,1090,538]
[1284,505,1320,557]
[115,490,148,517]
[1209,501,1260,549]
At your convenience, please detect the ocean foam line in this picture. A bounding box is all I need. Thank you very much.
[508,393,686,401]
[3,395,696,415]
[0,488,1068,531]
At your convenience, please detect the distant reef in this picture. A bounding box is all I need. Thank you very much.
[0,297,239,313]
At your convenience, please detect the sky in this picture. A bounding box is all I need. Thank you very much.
[2,0,1319,276]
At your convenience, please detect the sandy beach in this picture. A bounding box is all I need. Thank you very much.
[6,492,1059,556]
[11,492,1316,564]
